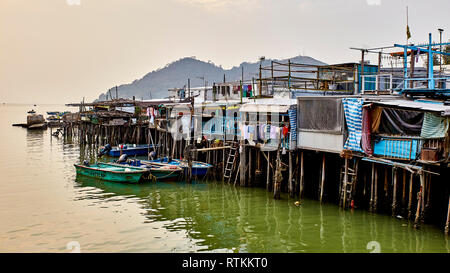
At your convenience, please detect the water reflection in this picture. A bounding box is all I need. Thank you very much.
[74,175,449,253]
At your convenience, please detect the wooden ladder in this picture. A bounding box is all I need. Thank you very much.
[340,158,359,208]
[223,143,238,182]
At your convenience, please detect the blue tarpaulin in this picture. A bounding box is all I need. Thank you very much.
[373,138,420,160]
[343,98,364,152]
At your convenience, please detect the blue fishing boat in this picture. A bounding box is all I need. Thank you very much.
[98,144,158,157]
[116,158,182,181]
[149,157,212,176]
[74,162,148,183]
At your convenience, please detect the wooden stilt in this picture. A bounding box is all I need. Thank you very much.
[248,147,252,186]
[408,173,414,219]
[374,164,378,212]
[300,151,304,198]
[266,151,271,191]
[425,173,432,220]
[414,172,424,229]
[342,158,349,208]
[402,169,407,208]
[370,163,375,211]
[239,142,246,187]
[392,167,398,216]
[289,151,294,197]
[445,195,450,235]
[320,153,325,203]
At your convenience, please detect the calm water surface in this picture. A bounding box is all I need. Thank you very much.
[0,104,449,253]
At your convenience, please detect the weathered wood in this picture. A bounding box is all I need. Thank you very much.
[408,173,414,219]
[342,158,349,208]
[239,143,246,187]
[319,153,325,203]
[289,151,294,197]
[370,163,375,211]
[195,146,231,152]
[248,147,252,186]
[300,151,304,198]
[266,152,271,191]
[414,172,424,229]
[445,195,450,235]
[374,163,378,212]
[392,167,398,216]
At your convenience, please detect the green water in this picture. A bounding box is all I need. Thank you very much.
[0,104,449,253]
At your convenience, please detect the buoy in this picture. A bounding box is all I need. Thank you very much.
[294,201,301,207]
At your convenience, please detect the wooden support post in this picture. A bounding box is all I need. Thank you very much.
[342,158,349,208]
[402,169,407,207]
[408,173,414,220]
[273,134,283,199]
[370,163,375,211]
[248,147,252,186]
[374,164,378,212]
[319,153,325,203]
[266,151,271,190]
[414,172,424,229]
[300,151,304,198]
[289,151,294,198]
[392,167,398,216]
[445,195,450,235]
[425,173,432,220]
[239,143,246,187]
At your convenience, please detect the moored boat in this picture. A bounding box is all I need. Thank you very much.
[98,144,158,157]
[74,162,148,183]
[118,159,183,181]
[149,157,212,176]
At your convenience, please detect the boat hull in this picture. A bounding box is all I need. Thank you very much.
[107,144,155,157]
[74,163,146,183]
[149,158,212,176]
[116,160,182,182]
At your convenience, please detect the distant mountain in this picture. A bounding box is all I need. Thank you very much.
[97,56,327,101]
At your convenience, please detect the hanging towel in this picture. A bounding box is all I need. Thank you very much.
[270,125,278,139]
[420,113,449,138]
[343,98,364,153]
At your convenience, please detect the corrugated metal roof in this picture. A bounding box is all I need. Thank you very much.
[239,99,297,113]
[372,99,450,116]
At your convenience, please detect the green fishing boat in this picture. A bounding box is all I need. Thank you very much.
[74,162,148,183]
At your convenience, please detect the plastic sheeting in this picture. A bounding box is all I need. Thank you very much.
[420,113,449,138]
[378,108,424,136]
[342,98,364,152]
[361,106,373,155]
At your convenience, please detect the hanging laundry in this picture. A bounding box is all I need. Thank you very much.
[270,125,278,139]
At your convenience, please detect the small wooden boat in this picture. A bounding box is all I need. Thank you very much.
[118,159,182,181]
[149,157,212,176]
[100,144,158,157]
[74,162,148,183]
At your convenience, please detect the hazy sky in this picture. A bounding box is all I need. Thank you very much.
[0,0,449,104]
